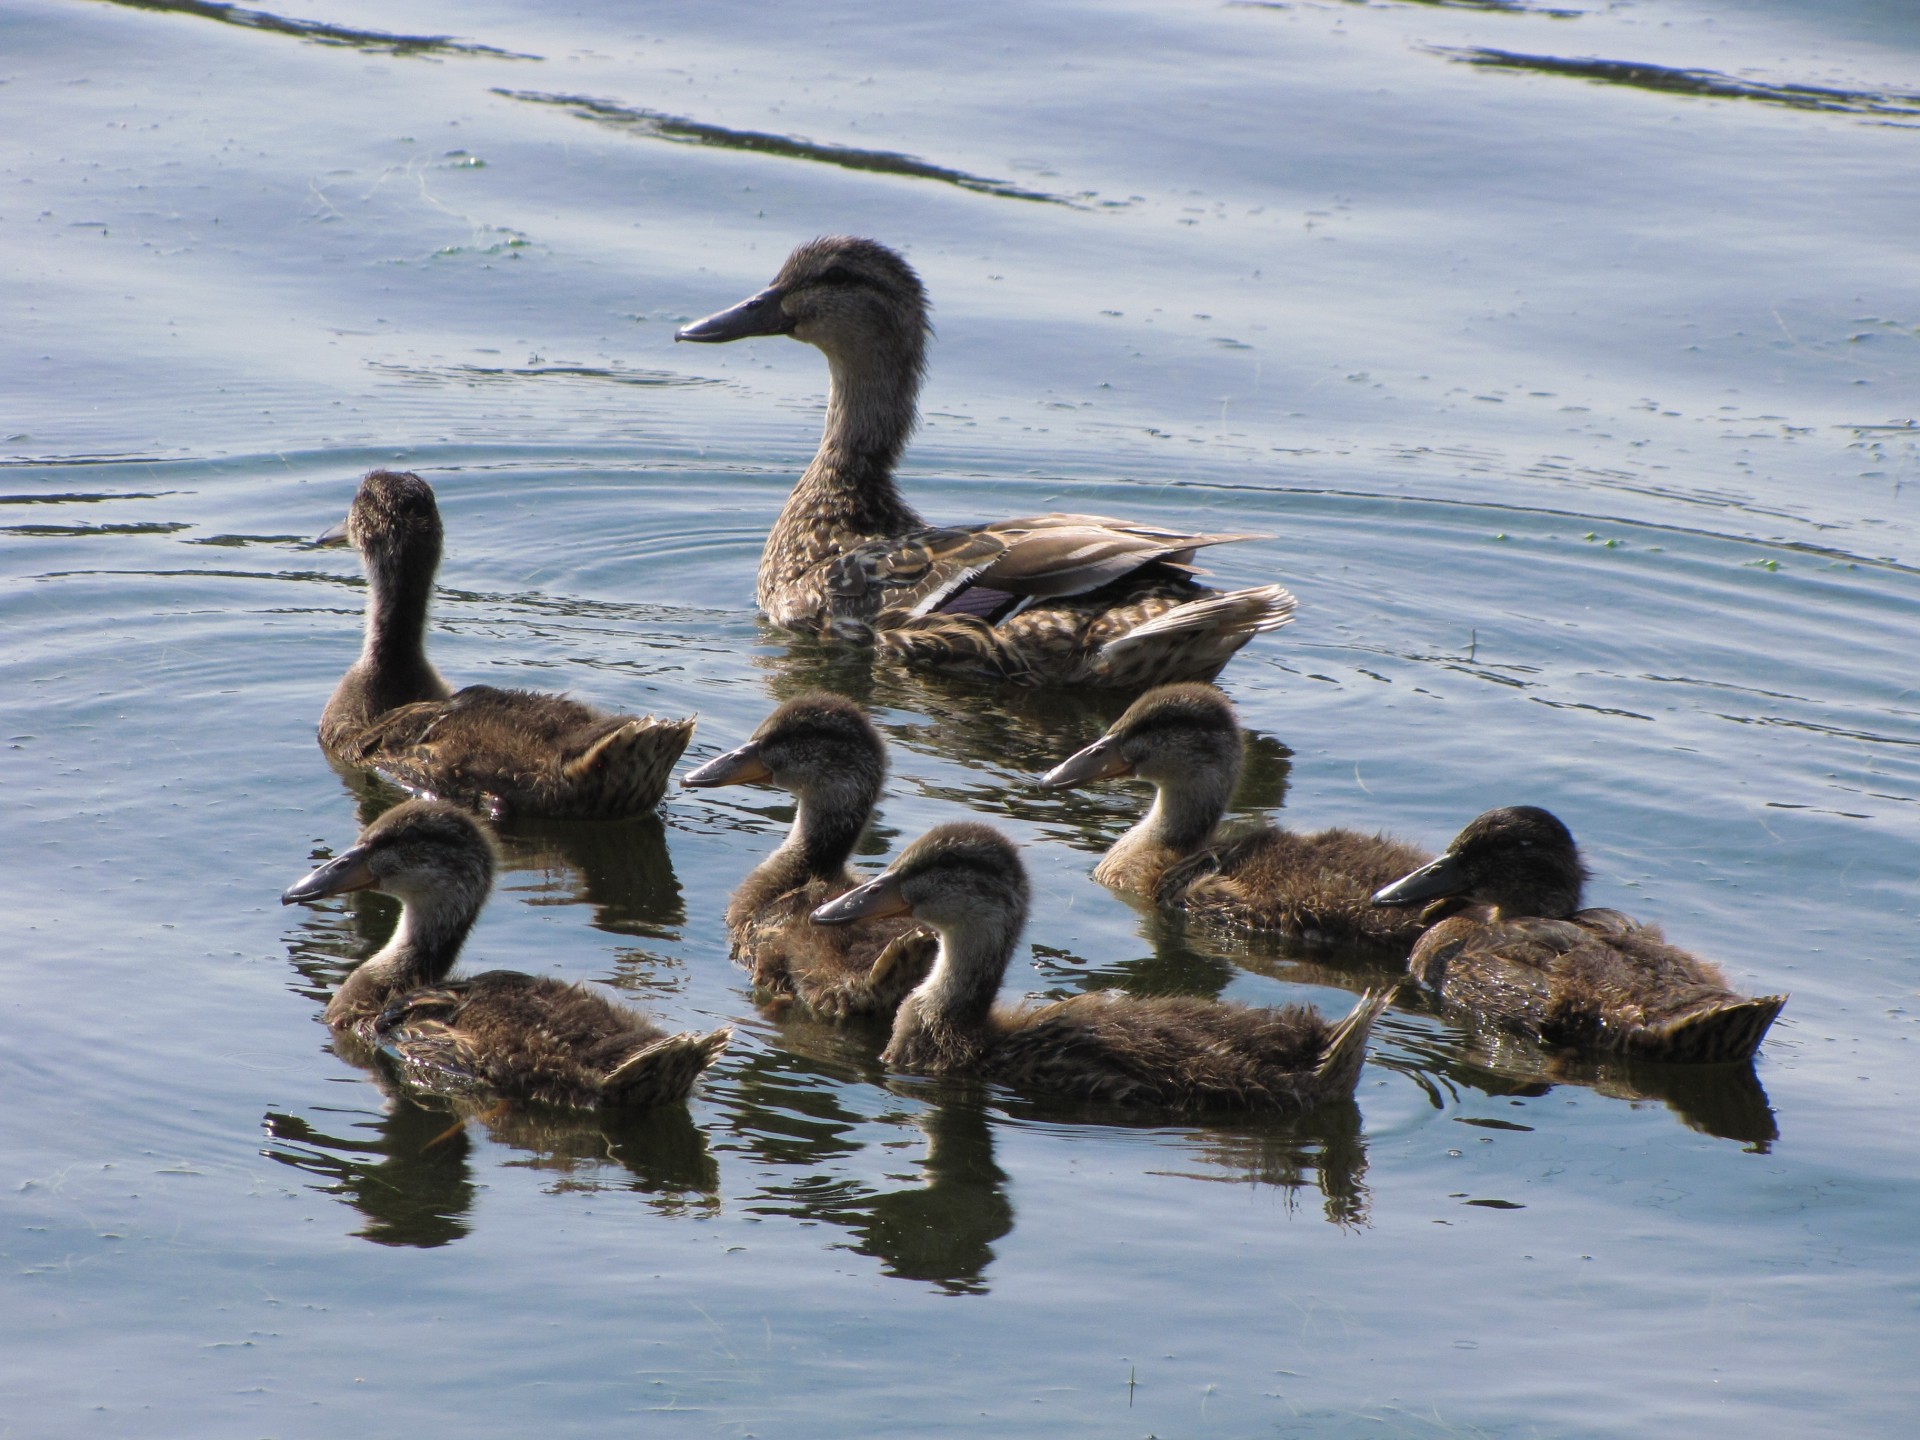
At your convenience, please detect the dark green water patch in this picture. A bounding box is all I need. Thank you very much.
[494,89,1086,207]
[87,0,540,59]
[1437,47,1920,121]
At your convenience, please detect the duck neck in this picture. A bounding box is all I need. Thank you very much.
[1102,768,1229,878]
[360,544,439,679]
[766,776,878,889]
[324,890,476,1028]
[760,345,925,602]
[908,908,1021,1036]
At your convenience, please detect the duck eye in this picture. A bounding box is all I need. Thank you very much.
[816,265,859,288]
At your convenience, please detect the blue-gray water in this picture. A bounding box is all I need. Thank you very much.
[4,0,1917,1434]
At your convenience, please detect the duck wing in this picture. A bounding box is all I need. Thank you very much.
[347,686,693,820]
[827,515,1266,623]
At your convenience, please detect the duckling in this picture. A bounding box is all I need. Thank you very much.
[1040,683,1432,950]
[318,468,693,820]
[282,799,730,1108]
[814,822,1391,1110]
[681,694,935,1017]
[1370,806,1786,1063]
[676,237,1296,687]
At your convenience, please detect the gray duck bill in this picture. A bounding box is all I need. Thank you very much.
[1370,851,1470,908]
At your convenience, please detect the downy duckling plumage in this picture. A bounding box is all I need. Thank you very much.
[1041,683,1432,949]
[318,468,693,819]
[1371,806,1786,1063]
[676,237,1296,687]
[681,694,935,1018]
[282,799,730,1107]
[815,822,1391,1110]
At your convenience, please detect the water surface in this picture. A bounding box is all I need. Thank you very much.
[5,0,1918,1434]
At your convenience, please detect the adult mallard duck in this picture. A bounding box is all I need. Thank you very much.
[318,468,693,820]
[1371,806,1786,1063]
[815,822,1390,1110]
[681,694,935,1018]
[1040,683,1431,949]
[283,799,730,1108]
[676,236,1296,687]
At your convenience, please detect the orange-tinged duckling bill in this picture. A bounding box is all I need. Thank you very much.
[676,237,1295,687]
[1041,683,1431,950]
[814,822,1391,1111]
[680,694,935,1018]
[283,799,729,1108]
[318,468,693,819]
[1371,806,1786,1063]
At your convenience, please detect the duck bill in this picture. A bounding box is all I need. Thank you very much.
[281,845,378,905]
[1038,737,1134,789]
[313,516,351,548]
[675,286,794,343]
[1371,852,1470,908]
[812,872,910,926]
[681,741,772,788]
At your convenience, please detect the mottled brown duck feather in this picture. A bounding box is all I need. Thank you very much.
[284,799,729,1109]
[319,469,692,819]
[1374,806,1785,1063]
[815,821,1390,1113]
[676,237,1295,687]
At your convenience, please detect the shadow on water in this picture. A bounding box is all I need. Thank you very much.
[493,813,687,941]
[997,1086,1373,1229]
[1436,47,1920,121]
[263,1099,476,1247]
[1380,1001,1781,1151]
[713,1033,1013,1296]
[494,89,1086,208]
[263,1093,721,1246]
[90,0,540,59]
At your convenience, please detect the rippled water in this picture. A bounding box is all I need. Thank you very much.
[6,0,1918,1434]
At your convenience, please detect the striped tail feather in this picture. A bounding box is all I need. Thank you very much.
[1314,987,1394,1096]
[1098,583,1297,657]
[603,1025,732,1108]
[562,714,696,817]
[1643,995,1787,1064]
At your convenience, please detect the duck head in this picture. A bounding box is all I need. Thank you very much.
[682,693,885,812]
[676,236,929,369]
[1041,683,1243,792]
[813,821,1028,938]
[1371,805,1587,921]
[283,797,495,918]
[317,469,442,570]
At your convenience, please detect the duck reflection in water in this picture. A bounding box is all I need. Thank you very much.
[263,1092,722,1247]
[262,1098,476,1249]
[1381,998,1781,1151]
[754,642,1295,840]
[329,765,687,942]
[713,1044,1011,1295]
